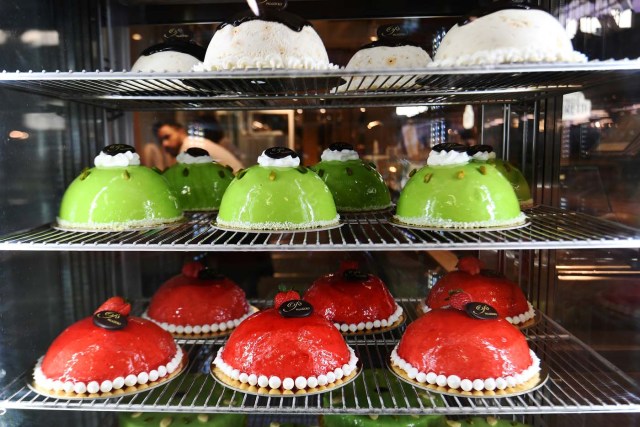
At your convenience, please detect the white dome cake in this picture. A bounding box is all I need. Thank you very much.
[131,28,206,73]
[433,4,587,67]
[195,2,334,71]
[338,24,431,91]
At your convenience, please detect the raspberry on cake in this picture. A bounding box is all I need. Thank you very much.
[212,291,359,395]
[390,308,541,396]
[33,297,185,398]
[423,256,536,327]
[311,143,392,213]
[144,262,253,338]
[304,261,403,334]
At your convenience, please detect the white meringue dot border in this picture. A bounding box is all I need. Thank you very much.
[334,305,404,336]
[31,345,186,400]
[389,345,543,398]
[211,346,361,396]
[420,302,538,328]
[142,305,258,339]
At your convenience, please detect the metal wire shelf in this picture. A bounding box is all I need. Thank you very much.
[1,299,639,415]
[0,206,638,252]
[0,61,638,109]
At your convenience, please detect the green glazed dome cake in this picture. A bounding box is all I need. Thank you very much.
[322,369,447,427]
[58,144,182,231]
[468,145,533,208]
[312,143,392,212]
[163,147,233,212]
[216,147,339,230]
[394,143,525,229]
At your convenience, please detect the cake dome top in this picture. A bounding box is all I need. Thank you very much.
[94,144,141,168]
[139,28,206,60]
[320,143,360,162]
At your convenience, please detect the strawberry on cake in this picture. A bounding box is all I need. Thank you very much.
[33,297,185,398]
[423,256,536,327]
[212,290,359,395]
[144,262,253,338]
[390,305,541,396]
[304,261,403,334]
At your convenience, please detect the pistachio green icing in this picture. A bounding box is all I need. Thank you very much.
[395,162,524,228]
[322,369,447,427]
[490,159,532,206]
[216,165,339,230]
[454,417,531,427]
[163,162,233,211]
[312,160,392,212]
[58,166,182,230]
[118,374,245,427]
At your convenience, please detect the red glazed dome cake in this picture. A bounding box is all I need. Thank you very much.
[33,297,184,398]
[423,256,535,327]
[304,261,403,334]
[145,262,253,338]
[390,307,541,396]
[212,290,359,395]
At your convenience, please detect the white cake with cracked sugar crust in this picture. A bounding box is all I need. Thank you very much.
[433,5,587,67]
[194,2,334,71]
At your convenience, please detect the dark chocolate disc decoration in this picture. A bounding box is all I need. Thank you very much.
[264,147,299,159]
[197,268,226,281]
[93,311,128,330]
[360,24,423,50]
[465,302,499,320]
[218,3,310,33]
[185,147,210,157]
[377,24,409,39]
[163,27,193,42]
[102,144,136,156]
[257,0,288,11]
[140,28,206,61]
[458,0,544,26]
[329,142,354,152]
[279,299,313,318]
[343,269,369,282]
[432,143,467,153]
[480,269,505,278]
[467,145,494,156]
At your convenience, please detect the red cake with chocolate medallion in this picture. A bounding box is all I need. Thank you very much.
[304,261,403,334]
[212,290,359,394]
[391,307,541,395]
[145,262,252,337]
[423,256,535,326]
[33,297,184,397]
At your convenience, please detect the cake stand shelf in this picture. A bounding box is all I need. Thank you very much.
[0,206,638,252]
[1,299,639,416]
[0,62,638,110]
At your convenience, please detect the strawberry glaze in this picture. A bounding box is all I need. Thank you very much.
[147,274,249,325]
[304,263,397,324]
[221,308,351,378]
[41,316,177,383]
[396,309,533,380]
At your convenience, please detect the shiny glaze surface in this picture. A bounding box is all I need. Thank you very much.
[397,309,533,379]
[396,162,521,223]
[313,160,391,212]
[58,166,181,224]
[304,269,396,324]
[221,308,350,378]
[491,159,532,203]
[41,316,176,383]
[426,271,530,318]
[163,163,233,211]
[217,165,338,226]
[218,10,310,32]
[148,274,249,325]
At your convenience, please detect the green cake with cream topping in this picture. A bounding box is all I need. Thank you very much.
[58,144,182,231]
[321,369,447,427]
[163,147,233,212]
[468,145,533,208]
[394,143,525,229]
[312,143,392,212]
[216,147,339,230]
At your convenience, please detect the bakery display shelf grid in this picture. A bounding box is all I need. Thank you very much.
[0,62,638,110]
[1,299,639,415]
[0,206,638,252]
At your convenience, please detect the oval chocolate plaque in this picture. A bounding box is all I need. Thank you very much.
[465,302,499,320]
[93,311,128,330]
[278,299,313,318]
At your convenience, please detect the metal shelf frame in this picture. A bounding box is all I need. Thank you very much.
[1,299,639,415]
[0,206,638,252]
[0,62,638,110]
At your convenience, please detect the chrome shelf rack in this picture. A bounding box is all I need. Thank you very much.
[0,62,638,110]
[0,206,638,252]
[1,299,639,415]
